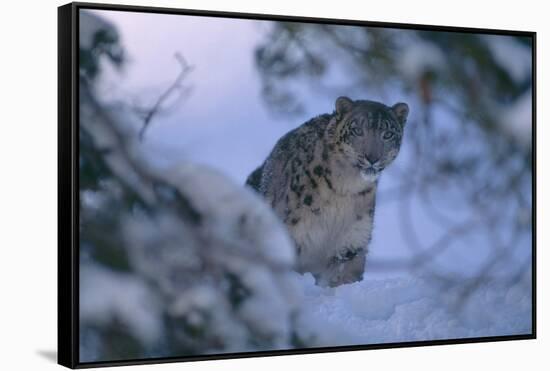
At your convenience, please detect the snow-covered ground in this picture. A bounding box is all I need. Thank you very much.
[294,272,532,347]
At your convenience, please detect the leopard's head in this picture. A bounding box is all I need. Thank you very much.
[331,96,409,182]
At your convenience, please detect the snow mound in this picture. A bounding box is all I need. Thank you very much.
[294,271,532,347]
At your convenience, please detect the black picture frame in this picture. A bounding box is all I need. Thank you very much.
[58,2,537,368]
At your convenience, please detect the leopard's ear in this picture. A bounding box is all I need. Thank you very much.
[391,102,409,126]
[335,96,354,119]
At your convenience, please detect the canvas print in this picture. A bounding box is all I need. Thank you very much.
[77,7,534,364]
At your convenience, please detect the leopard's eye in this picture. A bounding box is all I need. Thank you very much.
[382,131,395,140]
[351,127,363,136]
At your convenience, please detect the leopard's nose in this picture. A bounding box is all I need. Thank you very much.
[365,153,381,165]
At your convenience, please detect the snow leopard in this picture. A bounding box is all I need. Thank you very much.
[246,96,409,287]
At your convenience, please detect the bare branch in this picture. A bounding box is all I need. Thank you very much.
[138,53,194,141]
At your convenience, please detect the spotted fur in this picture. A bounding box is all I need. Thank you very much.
[246,96,409,287]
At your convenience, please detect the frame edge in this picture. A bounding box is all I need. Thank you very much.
[58,2,78,369]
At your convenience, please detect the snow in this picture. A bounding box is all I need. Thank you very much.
[80,153,302,360]
[79,11,117,51]
[294,271,532,347]
[80,264,164,346]
[158,162,296,266]
[80,45,302,359]
[398,39,445,81]
[81,256,532,361]
[499,91,533,149]
[485,35,532,84]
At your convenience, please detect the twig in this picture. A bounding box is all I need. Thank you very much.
[138,53,194,141]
